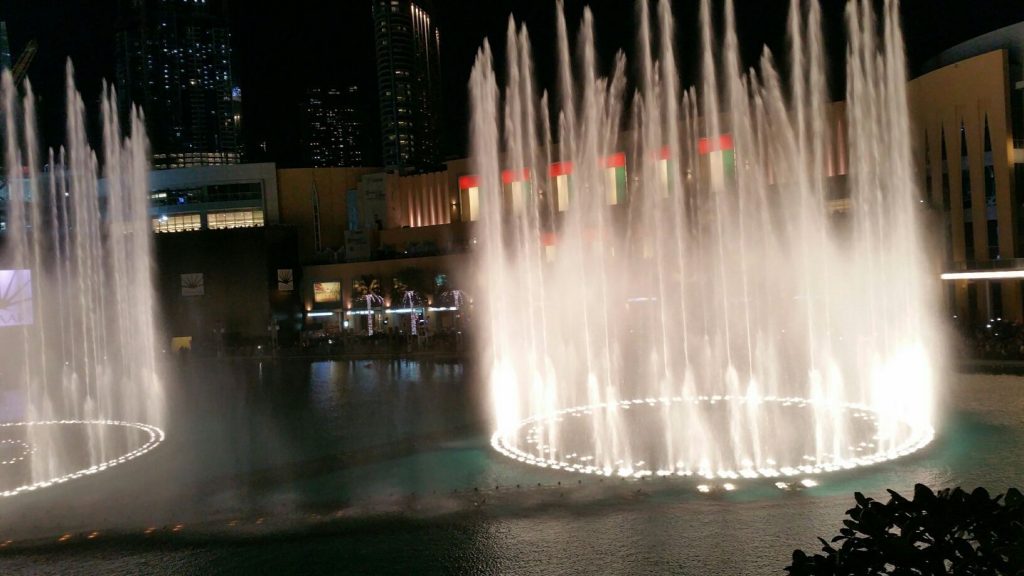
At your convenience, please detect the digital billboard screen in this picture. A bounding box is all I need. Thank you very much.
[0,269,33,327]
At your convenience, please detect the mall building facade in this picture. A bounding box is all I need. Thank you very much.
[910,22,1024,324]
[61,21,1024,346]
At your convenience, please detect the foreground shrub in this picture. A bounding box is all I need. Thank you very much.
[787,484,1023,575]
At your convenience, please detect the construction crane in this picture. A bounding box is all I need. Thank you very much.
[11,39,38,87]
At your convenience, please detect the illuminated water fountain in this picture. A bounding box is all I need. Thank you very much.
[475,0,937,484]
[0,65,165,498]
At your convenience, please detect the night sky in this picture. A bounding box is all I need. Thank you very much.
[3,0,1024,165]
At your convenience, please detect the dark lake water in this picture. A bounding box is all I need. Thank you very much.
[0,359,1020,575]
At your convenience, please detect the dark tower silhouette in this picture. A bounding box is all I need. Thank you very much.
[115,0,241,169]
[372,0,443,173]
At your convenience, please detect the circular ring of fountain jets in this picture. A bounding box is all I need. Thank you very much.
[0,439,34,466]
[492,396,934,480]
[474,0,939,486]
[0,420,165,498]
[2,67,167,500]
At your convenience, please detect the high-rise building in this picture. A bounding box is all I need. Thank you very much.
[372,0,443,173]
[301,86,366,168]
[115,0,241,170]
[0,22,11,71]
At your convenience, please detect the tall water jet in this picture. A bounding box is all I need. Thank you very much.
[0,65,165,498]
[479,0,936,481]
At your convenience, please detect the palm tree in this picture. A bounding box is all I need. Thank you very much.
[391,268,430,336]
[435,273,468,308]
[351,275,383,335]
[433,273,469,336]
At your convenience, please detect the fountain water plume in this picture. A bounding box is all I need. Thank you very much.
[0,64,165,496]
[476,0,937,481]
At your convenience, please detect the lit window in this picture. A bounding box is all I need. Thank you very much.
[207,209,265,230]
[152,213,202,233]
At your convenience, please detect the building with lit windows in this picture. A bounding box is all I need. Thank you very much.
[147,163,300,348]
[149,163,279,233]
[910,22,1024,324]
[0,21,11,70]
[300,86,367,168]
[115,0,242,169]
[372,0,444,173]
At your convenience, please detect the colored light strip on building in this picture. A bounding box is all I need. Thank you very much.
[385,307,424,314]
[501,168,531,184]
[698,134,734,155]
[307,311,335,318]
[940,270,1024,280]
[602,152,626,168]
[548,162,574,177]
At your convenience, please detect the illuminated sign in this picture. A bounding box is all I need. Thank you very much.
[0,270,32,327]
[277,269,294,291]
[313,281,341,303]
[181,273,204,296]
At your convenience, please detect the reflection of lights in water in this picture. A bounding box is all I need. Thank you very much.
[722,483,736,491]
[0,420,165,498]
[491,395,934,482]
[697,484,710,493]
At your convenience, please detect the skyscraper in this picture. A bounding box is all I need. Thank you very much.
[372,0,443,173]
[0,22,11,71]
[115,0,241,169]
[301,86,366,168]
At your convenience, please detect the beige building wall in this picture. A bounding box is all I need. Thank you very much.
[909,49,1020,322]
[385,158,470,228]
[277,167,380,261]
[387,170,453,228]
